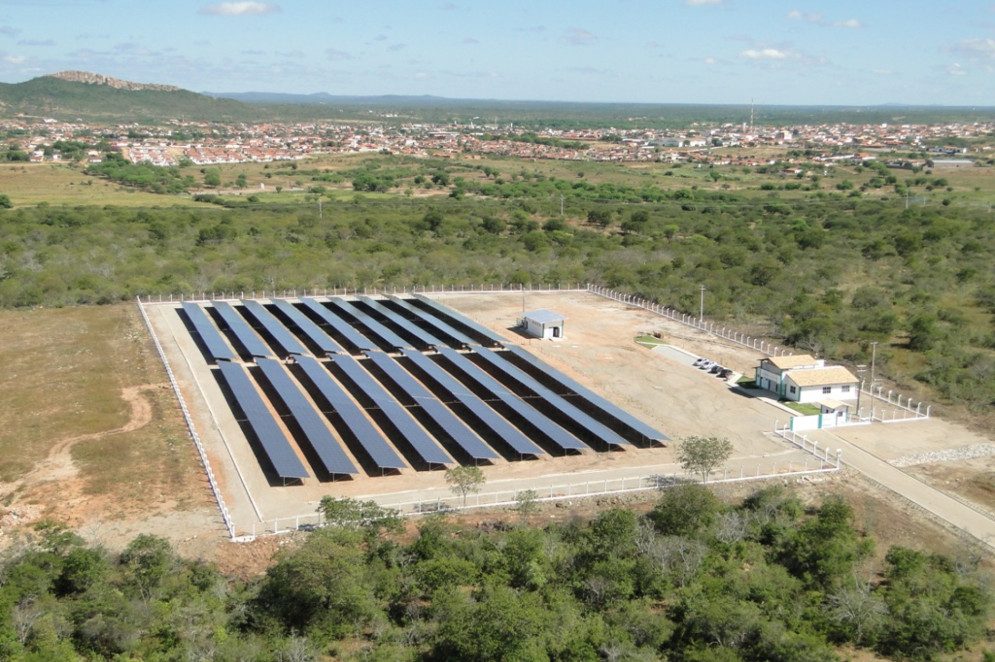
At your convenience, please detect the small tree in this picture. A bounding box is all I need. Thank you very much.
[445,465,485,506]
[513,489,540,520]
[677,435,733,483]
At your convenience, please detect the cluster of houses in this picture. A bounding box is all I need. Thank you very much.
[3,115,990,168]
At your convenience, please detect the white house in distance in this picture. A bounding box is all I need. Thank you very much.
[755,354,859,404]
[522,309,566,340]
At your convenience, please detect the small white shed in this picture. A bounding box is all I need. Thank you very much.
[523,309,566,340]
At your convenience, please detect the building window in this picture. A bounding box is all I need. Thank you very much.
[841,385,850,393]
[789,386,796,394]
[822,386,832,394]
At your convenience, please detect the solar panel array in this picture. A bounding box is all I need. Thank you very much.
[216,360,309,479]
[181,301,237,361]
[174,296,667,482]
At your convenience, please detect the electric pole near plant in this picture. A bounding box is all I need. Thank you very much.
[870,341,878,388]
[700,285,706,322]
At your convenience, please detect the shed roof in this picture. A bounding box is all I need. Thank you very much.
[762,354,818,370]
[785,366,858,387]
[524,309,566,324]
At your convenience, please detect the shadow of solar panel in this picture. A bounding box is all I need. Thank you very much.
[324,298,413,351]
[503,345,668,442]
[385,295,478,347]
[270,299,344,355]
[410,293,509,345]
[241,299,310,357]
[364,352,500,461]
[435,347,590,452]
[401,349,544,457]
[329,354,452,466]
[357,296,444,349]
[466,346,631,448]
[299,298,379,353]
[216,360,309,479]
[294,355,407,470]
[211,300,275,358]
[180,301,237,361]
[256,358,357,476]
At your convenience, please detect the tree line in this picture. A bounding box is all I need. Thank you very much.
[1,487,990,661]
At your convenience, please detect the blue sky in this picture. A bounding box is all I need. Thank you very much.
[1,0,994,105]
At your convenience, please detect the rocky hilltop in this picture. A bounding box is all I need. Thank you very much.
[49,70,182,92]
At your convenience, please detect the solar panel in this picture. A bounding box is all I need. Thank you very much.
[467,346,631,448]
[410,293,509,345]
[294,355,407,470]
[210,300,275,358]
[324,298,413,351]
[385,295,478,347]
[255,358,358,475]
[240,299,311,357]
[435,347,590,452]
[299,298,379,353]
[401,349,544,457]
[269,298,344,355]
[216,360,309,479]
[357,296,449,349]
[504,344,668,442]
[329,354,452,466]
[180,301,238,361]
[364,352,500,461]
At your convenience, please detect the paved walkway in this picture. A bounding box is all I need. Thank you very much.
[808,428,995,553]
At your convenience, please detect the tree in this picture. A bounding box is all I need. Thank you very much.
[513,489,540,520]
[202,168,221,187]
[445,465,485,506]
[0,193,11,209]
[677,435,733,483]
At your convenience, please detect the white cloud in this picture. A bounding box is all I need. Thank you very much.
[199,2,280,16]
[952,37,995,60]
[560,28,597,46]
[872,68,893,75]
[786,10,822,23]
[704,56,717,64]
[788,10,861,28]
[325,48,353,61]
[686,0,724,5]
[948,63,967,76]
[2,54,26,64]
[741,48,790,60]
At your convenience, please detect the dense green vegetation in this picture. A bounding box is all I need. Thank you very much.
[1,488,989,661]
[3,151,994,413]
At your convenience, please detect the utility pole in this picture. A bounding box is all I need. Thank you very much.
[870,341,878,388]
[699,284,706,321]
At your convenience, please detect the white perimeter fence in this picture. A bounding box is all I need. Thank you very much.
[250,434,841,539]
[587,284,794,357]
[137,282,588,304]
[136,297,237,540]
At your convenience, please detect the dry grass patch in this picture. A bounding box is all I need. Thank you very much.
[0,304,192,494]
[0,162,200,207]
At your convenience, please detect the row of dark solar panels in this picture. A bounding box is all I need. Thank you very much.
[179,296,667,481]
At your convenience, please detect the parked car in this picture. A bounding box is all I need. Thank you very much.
[699,360,714,370]
[709,364,723,374]
[692,357,705,367]
[717,368,734,379]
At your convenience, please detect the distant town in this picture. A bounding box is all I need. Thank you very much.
[2,115,990,170]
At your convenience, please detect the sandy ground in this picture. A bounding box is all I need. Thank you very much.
[141,290,994,547]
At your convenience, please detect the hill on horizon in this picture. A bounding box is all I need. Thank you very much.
[2,71,994,127]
